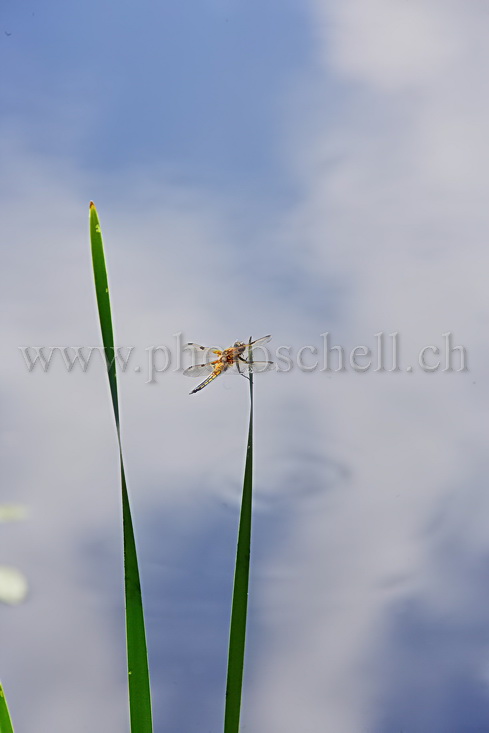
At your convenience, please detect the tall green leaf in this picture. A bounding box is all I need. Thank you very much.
[0,683,14,733]
[224,340,254,733]
[89,202,153,733]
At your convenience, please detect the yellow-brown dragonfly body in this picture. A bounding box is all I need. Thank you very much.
[184,335,273,394]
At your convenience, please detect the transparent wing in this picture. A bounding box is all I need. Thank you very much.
[183,363,217,377]
[185,342,222,355]
[241,335,273,364]
[185,342,207,351]
[245,360,275,373]
[249,335,271,349]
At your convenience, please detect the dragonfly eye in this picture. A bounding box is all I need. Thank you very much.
[234,341,245,347]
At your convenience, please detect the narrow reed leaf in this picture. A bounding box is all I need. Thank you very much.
[89,202,153,733]
[0,683,14,733]
[224,339,254,733]
[89,203,119,428]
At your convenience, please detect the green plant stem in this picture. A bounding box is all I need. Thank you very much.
[224,341,254,733]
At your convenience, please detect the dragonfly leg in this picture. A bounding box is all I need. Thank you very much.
[237,356,251,380]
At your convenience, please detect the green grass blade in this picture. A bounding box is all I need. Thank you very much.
[120,460,153,732]
[89,203,119,428]
[0,683,14,733]
[224,343,254,733]
[89,202,153,733]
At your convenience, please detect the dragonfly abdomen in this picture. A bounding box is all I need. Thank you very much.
[190,363,225,394]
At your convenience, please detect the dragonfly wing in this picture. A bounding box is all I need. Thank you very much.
[244,335,272,361]
[183,363,216,377]
[245,360,275,373]
[185,343,222,354]
[249,335,271,349]
[230,359,275,374]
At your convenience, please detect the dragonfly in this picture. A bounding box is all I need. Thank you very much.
[184,335,274,394]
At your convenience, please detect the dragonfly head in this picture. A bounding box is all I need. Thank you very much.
[233,340,245,348]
